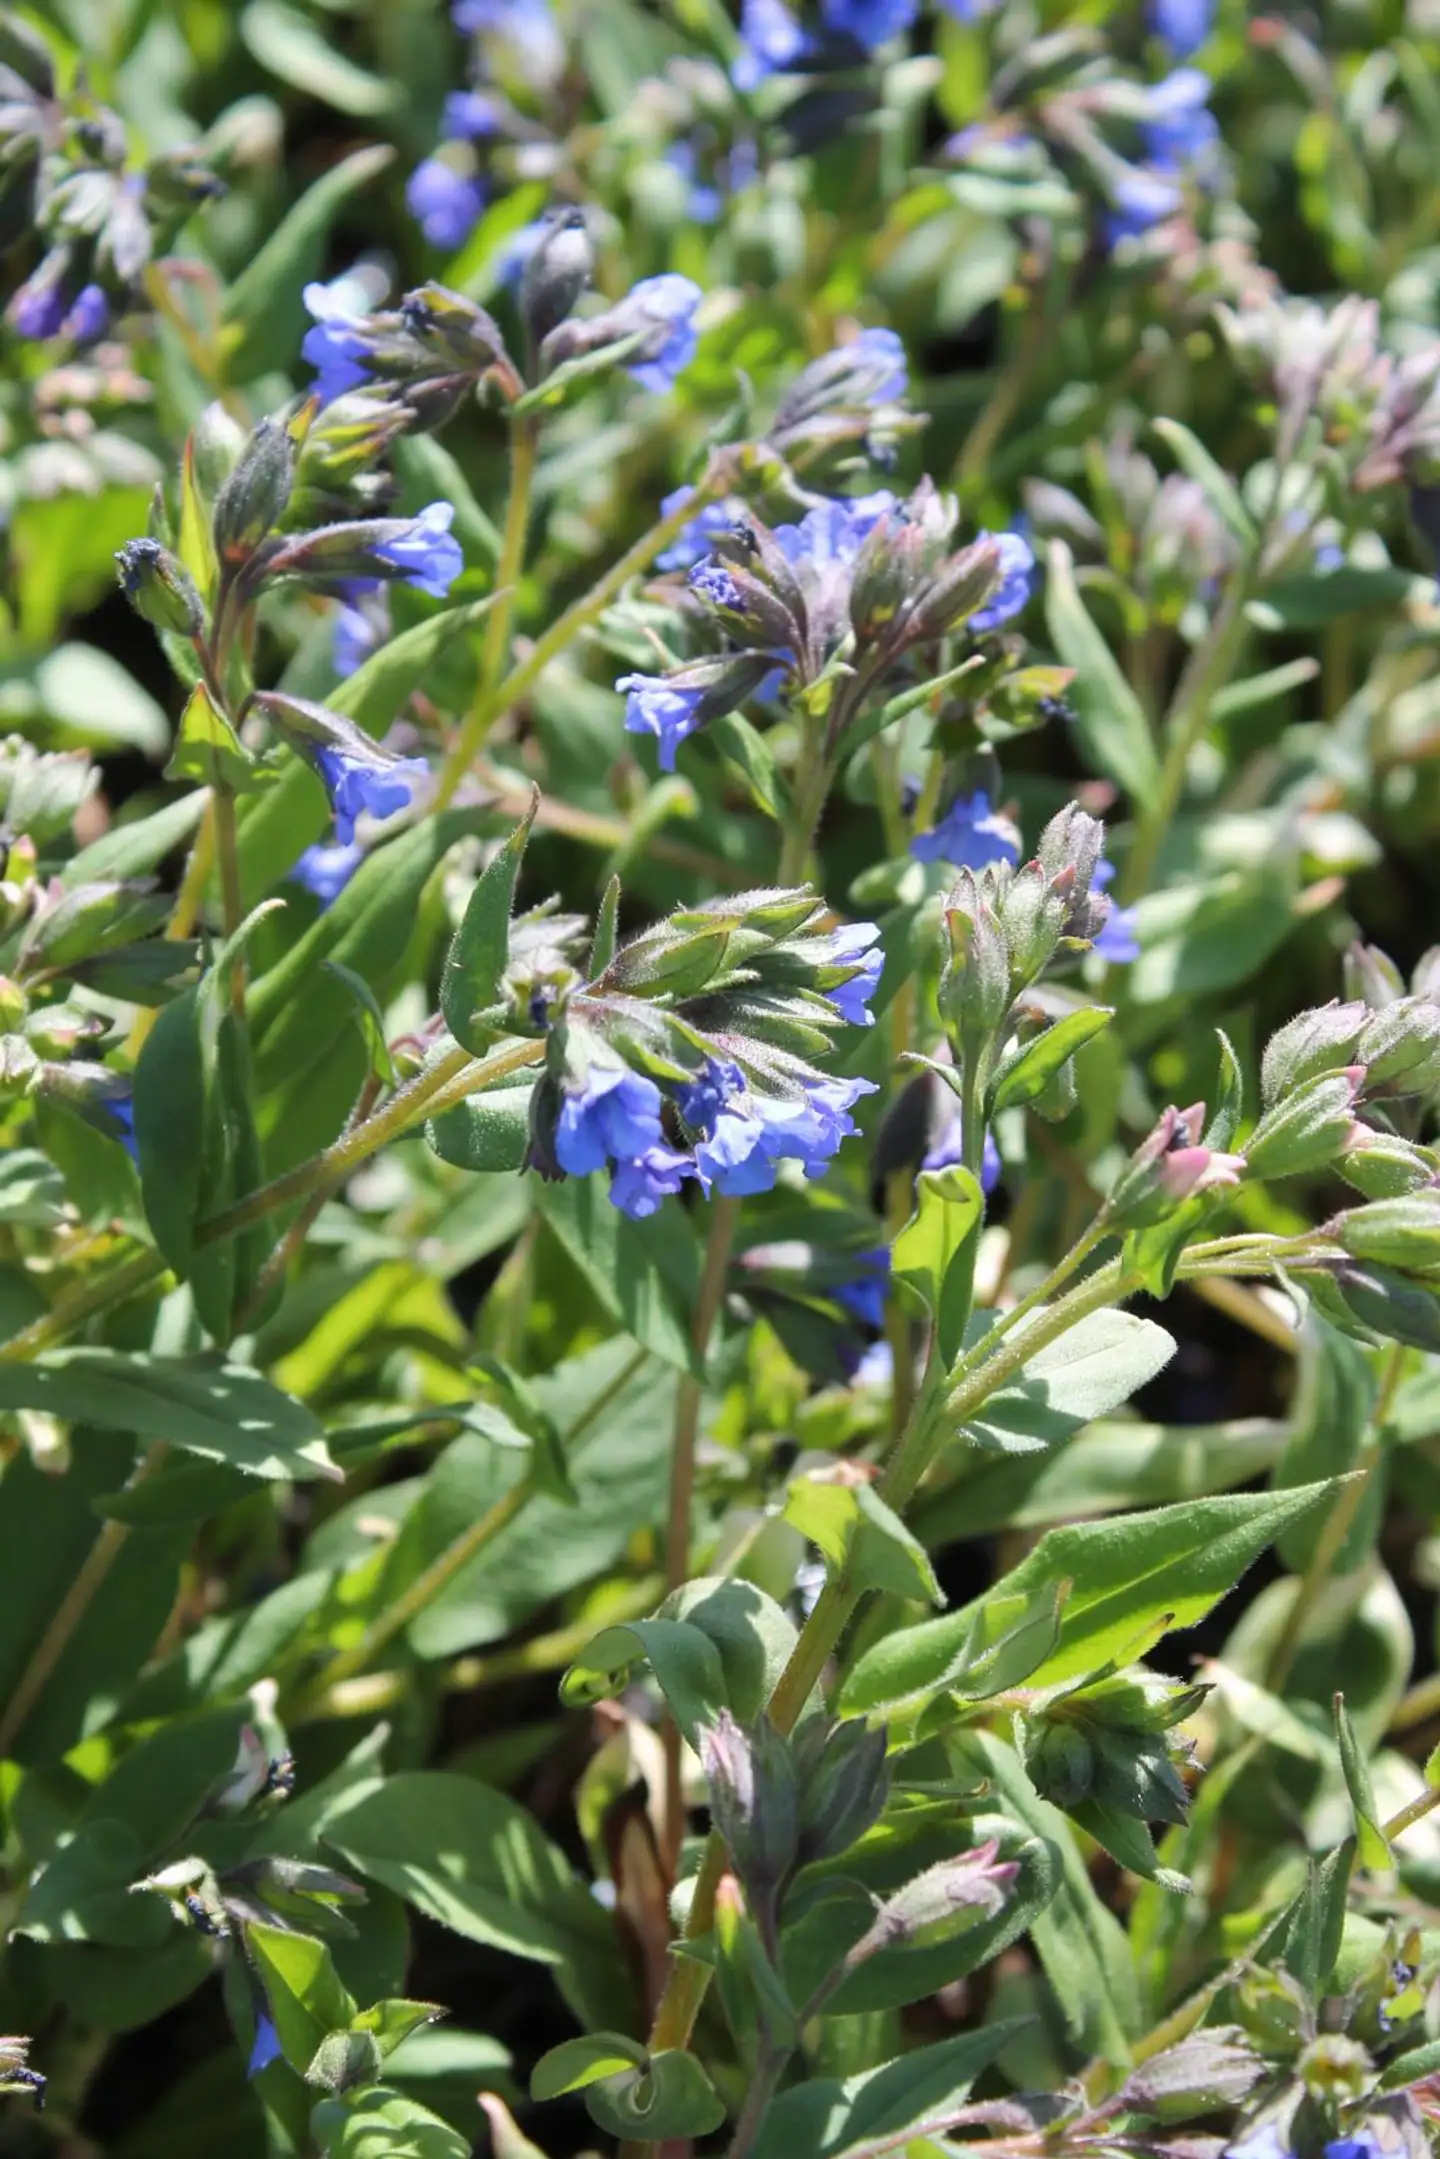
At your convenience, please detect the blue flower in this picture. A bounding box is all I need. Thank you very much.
[64,284,109,343]
[970,530,1034,632]
[291,840,364,907]
[371,503,463,597]
[833,1246,890,1325]
[910,789,1020,869]
[1149,0,1212,52]
[689,559,746,610]
[656,488,750,571]
[1143,67,1219,168]
[103,1088,139,1165]
[823,922,883,1026]
[773,493,896,573]
[847,327,908,405]
[313,745,429,846]
[610,1143,696,1218]
[555,1064,667,1175]
[9,276,67,341]
[924,1109,1002,1192]
[1324,2138,1381,2159]
[1106,164,1185,242]
[1092,858,1140,964]
[622,274,702,393]
[692,1073,877,1195]
[677,1058,749,1132]
[617,674,707,771]
[407,156,486,249]
[443,89,502,138]
[734,0,812,86]
[822,0,917,49]
[248,2012,283,2079]
[301,277,376,404]
[935,0,999,15]
[1314,540,1345,573]
[334,603,377,678]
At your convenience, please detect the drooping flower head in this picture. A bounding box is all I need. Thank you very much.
[366,501,463,597]
[407,156,486,250]
[621,274,702,393]
[617,675,707,772]
[911,789,1021,870]
[290,840,365,908]
[313,743,430,846]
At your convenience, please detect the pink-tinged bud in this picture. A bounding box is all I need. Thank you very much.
[1157,1143,1246,1202]
[1245,1069,1366,1180]
[1109,1103,1246,1227]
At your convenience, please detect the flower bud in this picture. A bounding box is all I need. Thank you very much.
[24,1002,103,1056]
[189,399,248,514]
[1343,940,1406,1011]
[0,1033,39,1095]
[1021,1717,1093,1806]
[700,1710,800,1913]
[1323,1258,1440,1351]
[906,535,1004,643]
[400,281,511,376]
[793,1717,891,1866]
[1120,2031,1265,2122]
[1338,1128,1440,1200]
[0,979,25,1030]
[1245,1068,1365,1178]
[1235,1966,1310,2050]
[847,1839,1018,1965]
[938,878,1011,1047]
[848,511,928,646]
[212,417,295,560]
[997,860,1069,992]
[1297,2034,1374,2104]
[1333,1190,1440,1276]
[114,538,205,637]
[1108,1103,1246,1228]
[1034,804,1107,940]
[1355,995,1440,1094]
[687,556,803,659]
[1260,1000,1369,1108]
[519,207,594,348]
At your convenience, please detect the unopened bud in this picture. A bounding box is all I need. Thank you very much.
[1021,1717,1093,1806]
[1322,1257,1440,1351]
[400,281,511,375]
[907,535,1003,642]
[847,1839,1018,1965]
[848,511,927,645]
[1260,1000,1369,1108]
[1246,1068,1365,1179]
[1337,1127,1440,1200]
[115,538,205,636]
[1333,1189,1440,1275]
[189,400,248,514]
[520,208,595,348]
[24,1002,102,1056]
[212,417,295,560]
[793,1717,891,1866]
[1343,940,1406,1011]
[0,979,25,1030]
[997,860,1068,992]
[938,879,1011,1046]
[1108,1103,1246,1228]
[1356,996,1440,1094]
[700,1710,799,1911]
[1120,2030,1265,2122]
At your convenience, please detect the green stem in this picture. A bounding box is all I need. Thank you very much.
[286,1475,534,1719]
[0,1442,169,1757]
[1382,1779,1440,1842]
[436,416,540,812]
[725,2040,789,2159]
[1123,571,1253,905]
[0,1038,547,1365]
[434,459,730,812]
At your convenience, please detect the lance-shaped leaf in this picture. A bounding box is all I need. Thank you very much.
[784,1477,942,1606]
[440,793,538,1052]
[1334,1693,1392,1870]
[990,1008,1113,1114]
[892,1164,983,1368]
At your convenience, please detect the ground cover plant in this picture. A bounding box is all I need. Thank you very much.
[5,0,1440,2155]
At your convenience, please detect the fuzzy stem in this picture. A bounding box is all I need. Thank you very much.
[434,464,728,810]
[435,416,540,813]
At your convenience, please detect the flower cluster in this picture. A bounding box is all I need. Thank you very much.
[529,890,882,1217]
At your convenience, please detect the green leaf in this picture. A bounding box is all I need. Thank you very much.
[248,1922,357,2075]
[1210,657,1321,722]
[704,711,793,821]
[784,1477,942,1605]
[0,1149,67,1227]
[990,1009,1113,1114]
[530,2034,648,2101]
[963,1308,1176,1456]
[892,1164,982,1367]
[240,2,398,112]
[324,1773,632,2033]
[164,681,256,791]
[537,1174,702,1374]
[1044,540,1160,806]
[581,2051,726,2143]
[589,875,621,978]
[560,1579,797,1744]
[220,137,393,375]
[1334,1693,1392,1870]
[62,790,209,887]
[1065,1796,1189,1894]
[1152,418,1258,551]
[30,643,170,759]
[751,2018,1027,2158]
[955,1731,1140,2060]
[1205,1027,1244,1148]
[134,986,205,1276]
[0,1351,340,1481]
[1247,566,1427,631]
[312,2086,470,2159]
[1281,1837,1354,1994]
[842,1483,1337,1713]
[440,795,537,1052]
